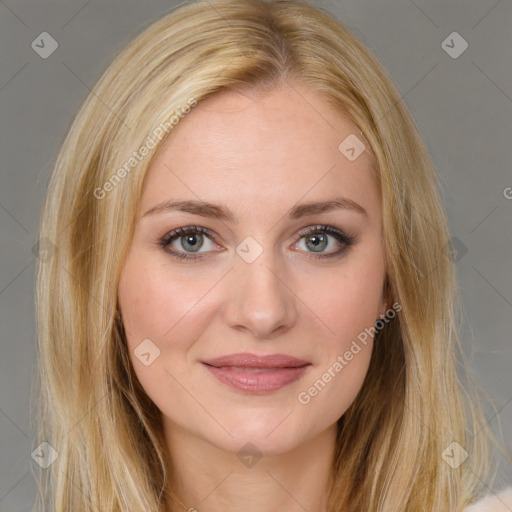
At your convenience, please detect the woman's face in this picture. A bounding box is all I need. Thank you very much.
[117,85,387,456]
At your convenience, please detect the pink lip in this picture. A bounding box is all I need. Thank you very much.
[201,352,312,393]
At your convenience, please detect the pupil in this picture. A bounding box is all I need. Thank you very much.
[307,233,327,252]
[183,233,202,252]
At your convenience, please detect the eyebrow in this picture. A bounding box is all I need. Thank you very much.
[142,196,367,222]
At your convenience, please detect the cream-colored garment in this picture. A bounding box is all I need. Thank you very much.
[464,487,512,511]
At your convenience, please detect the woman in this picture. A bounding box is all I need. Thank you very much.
[33,0,511,510]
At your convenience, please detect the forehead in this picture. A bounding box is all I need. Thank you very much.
[139,86,380,222]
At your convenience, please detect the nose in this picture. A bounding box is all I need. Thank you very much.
[222,248,298,339]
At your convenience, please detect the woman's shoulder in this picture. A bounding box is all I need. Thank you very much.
[463,486,512,511]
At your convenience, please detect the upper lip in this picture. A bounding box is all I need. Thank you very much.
[202,352,310,369]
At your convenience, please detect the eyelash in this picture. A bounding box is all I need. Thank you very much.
[157,224,356,262]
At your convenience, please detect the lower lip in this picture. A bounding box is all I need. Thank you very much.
[202,364,311,393]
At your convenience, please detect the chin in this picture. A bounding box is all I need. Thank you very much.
[212,413,312,457]
[219,430,302,458]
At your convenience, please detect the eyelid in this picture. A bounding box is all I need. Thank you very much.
[294,224,354,243]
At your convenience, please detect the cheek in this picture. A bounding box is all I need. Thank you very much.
[296,344,373,430]
[118,255,209,343]
[292,250,383,416]
[298,252,385,347]
[117,254,223,405]
[117,256,210,408]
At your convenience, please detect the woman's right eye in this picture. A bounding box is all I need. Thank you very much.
[158,225,221,261]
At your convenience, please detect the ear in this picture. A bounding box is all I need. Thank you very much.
[379,301,387,319]
[378,275,392,318]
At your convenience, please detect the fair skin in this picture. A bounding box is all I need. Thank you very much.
[117,84,387,512]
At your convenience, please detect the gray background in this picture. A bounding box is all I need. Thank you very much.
[1,0,511,509]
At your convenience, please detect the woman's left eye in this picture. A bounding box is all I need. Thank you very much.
[157,224,355,261]
[293,225,355,258]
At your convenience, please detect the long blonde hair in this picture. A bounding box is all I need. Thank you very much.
[33,0,507,510]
